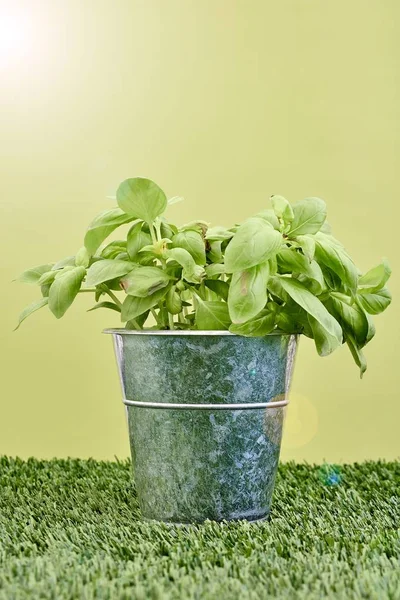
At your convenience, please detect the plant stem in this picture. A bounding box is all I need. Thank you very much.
[149,223,158,245]
[103,288,122,308]
[168,312,174,330]
[78,288,97,293]
[150,307,161,326]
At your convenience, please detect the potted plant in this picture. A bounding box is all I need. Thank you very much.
[16,177,391,524]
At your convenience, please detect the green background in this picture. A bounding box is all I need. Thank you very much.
[1,0,398,462]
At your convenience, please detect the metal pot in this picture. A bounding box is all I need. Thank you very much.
[105,330,297,524]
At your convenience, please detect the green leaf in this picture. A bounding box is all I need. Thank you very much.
[204,279,229,301]
[165,286,182,315]
[314,233,358,293]
[166,248,205,283]
[85,260,134,287]
[41,284,51,297]
[288,198,327,236]
[228,262,270,324]
[179,220,209,235]
[14,298,48,330]
[308,315,343,356]
[48,266,86,318]
[358,259,391,293]
[87,301,121,313]
[224,218,282,273]
[330,296,369,347]
[167,196,184,205]
[278,277,342,342]
[357,288,391,315]
[271,195,294,224]
[116,177,167,223]
[172,230,206,266]
[295,234,316,261]
[16,264,54,284]
[126,222,152,261]
[205,263,225,278]
[207,241,222,263]
[75,247,90,268]
[52,256,76,270]
[195,300,231,330]
[84,208,135,255]
[121,287,170,322]
[277,248,325,294]
[37,270,57,286]
[122,267,171,297]
[205,226,234,242]
[255,209,280,230]
[100,240,127,260]
[229,310,276,336]
[346,332,367,378]
[159,218,178,239]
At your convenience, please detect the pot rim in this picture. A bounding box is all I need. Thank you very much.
[103,328,290,336]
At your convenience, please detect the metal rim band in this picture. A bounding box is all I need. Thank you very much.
[122,398,288,410]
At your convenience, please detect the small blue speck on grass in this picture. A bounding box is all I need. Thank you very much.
[319,464,342,487]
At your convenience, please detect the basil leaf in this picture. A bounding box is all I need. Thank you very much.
[37,270,57,286]
[48,266,86,318]
[84,208,135,255]
[295,234,316,261]
[205,226,234,242]
[172,230,206,266]
[224,217,282,273]
[166,248,205,283]
[346,332,367,378]
[277,248,325,294]
[167,196,184,206]
[205,279,229,301]
[159,218,178,239]
[16,264,54,284]
[275,301,313,337]
[308,315,342,356]
[165,286,182,315]
[205,263,225,278]
[196,300,231,330]
[100,240,127,260]
[357,288,391,315]
[52,256,76,270]
[127,222,152,261]
[288,198,327,236]
[228,262,269,324]
[14,298,48,330]
[116,177,167,223]
[229,310,275,337]
[121,287,170,322]
[330,297,369,347]
[278,277,342,342]
[271,195,294,224]
[358,259,391,293]
[255,209,280,230]
[207,241,223,263]
[85,260,134,287]
[87,301,121,313]
[314,233,358,293]
[75,247,90,268]
[122,267,171,297]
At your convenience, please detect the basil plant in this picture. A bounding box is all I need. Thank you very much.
[16,177,391,376]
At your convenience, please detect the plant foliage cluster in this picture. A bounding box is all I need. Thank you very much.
[16,178,391,375]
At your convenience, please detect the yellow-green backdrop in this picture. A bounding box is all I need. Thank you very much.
[1,0,398,463]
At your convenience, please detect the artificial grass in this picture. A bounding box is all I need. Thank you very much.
[0,458,399,600]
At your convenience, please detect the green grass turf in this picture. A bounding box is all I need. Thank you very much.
[0,459,399,600]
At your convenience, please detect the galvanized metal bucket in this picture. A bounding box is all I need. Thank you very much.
[104,330,297,524]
